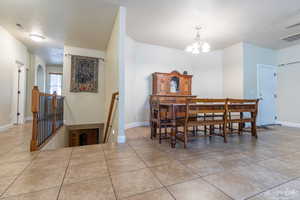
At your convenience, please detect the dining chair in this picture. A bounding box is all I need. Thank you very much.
[177,98,228,148]
[226,98,259,137]
[149,96,173,143]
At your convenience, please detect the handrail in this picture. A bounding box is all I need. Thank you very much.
[103,92,119,143]
[30,86,64,151]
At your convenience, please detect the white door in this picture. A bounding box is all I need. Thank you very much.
[12,63,27,125]
[257,64,277,125]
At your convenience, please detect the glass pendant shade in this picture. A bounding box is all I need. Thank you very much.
[185,27,210,54]
[201,42,211,53]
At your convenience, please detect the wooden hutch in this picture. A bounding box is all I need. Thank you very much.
[151,71,196,101]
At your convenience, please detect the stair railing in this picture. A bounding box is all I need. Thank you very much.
[30,86,64,151]
[103,92,119,143]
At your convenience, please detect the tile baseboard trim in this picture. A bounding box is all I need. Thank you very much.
[125,121,150,129]
[276,121,300,128]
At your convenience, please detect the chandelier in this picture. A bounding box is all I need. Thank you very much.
[185,26,210,54]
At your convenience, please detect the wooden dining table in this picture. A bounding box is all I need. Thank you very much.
[159,102,258,148]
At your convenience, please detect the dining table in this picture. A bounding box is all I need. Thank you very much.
[158,102,258,148]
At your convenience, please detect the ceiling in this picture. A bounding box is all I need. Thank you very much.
[1,0,300,65]
[0,0,119,65]
[123,0,300,51]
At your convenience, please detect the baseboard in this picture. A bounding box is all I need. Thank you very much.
[117,135,126,143]
[0,123,13,132]
[276,121,300,128]
[125,121,150,129]
[25,116,33,121]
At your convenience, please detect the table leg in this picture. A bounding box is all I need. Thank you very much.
[171,105,176,148]
[209,125,214,135]
[238,112,243,134]
[251,112,258,138]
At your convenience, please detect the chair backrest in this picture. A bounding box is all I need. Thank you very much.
[149,96,160,121]
[149,96,171,121]
[185,98,227,121]
[227,98,259,113]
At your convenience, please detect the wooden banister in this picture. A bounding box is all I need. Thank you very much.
[30,87,64,151]
[30,86,40,151]
[103,92,119,143]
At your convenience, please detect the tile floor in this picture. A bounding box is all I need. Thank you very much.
[0,125,300,199]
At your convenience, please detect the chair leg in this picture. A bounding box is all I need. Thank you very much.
[150,122,153,139]
[184,126,188,148]
[164,125,167,137]
[209,125,214,136]
[238,122,242,135]
[159,125,162,144]
[223,123,227,143]
[193,126,196,136]
[150,122,155,139]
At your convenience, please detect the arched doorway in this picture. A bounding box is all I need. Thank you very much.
[37,65,45,92]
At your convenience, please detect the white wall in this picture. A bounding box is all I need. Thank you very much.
[243,43,276,99]
[105,7,126,142]
[223,43,244,98]
[25,54,47,120]
[125,36,138,124]
[223,42,276,99]
[46,65,63,93]
[277,44,300,124]
[63,46,106,125]
[125,36,223,126]
[0,26,29,130]
[34,55,46,92]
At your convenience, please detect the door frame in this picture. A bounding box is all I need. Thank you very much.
[12,61,28,125]
[256,64,278,126]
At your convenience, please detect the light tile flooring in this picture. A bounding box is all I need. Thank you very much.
[1,125,300,199]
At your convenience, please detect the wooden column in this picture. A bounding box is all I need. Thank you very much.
[30,86,40,151]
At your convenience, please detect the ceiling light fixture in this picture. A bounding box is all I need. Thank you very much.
[29,33,45,42]
[185,26,210,54]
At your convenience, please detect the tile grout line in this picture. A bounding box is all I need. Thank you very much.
[244,176,300,200]
[128,135,237,199]
[0,151,41,198]
[200,176,235,200]
[103,145,119,200]
[128,136,236,199]
[128,141,178,200]
[56,148,73,200]
[125,128,300,198]
[164,186,177,200]
[0,186,60,199]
